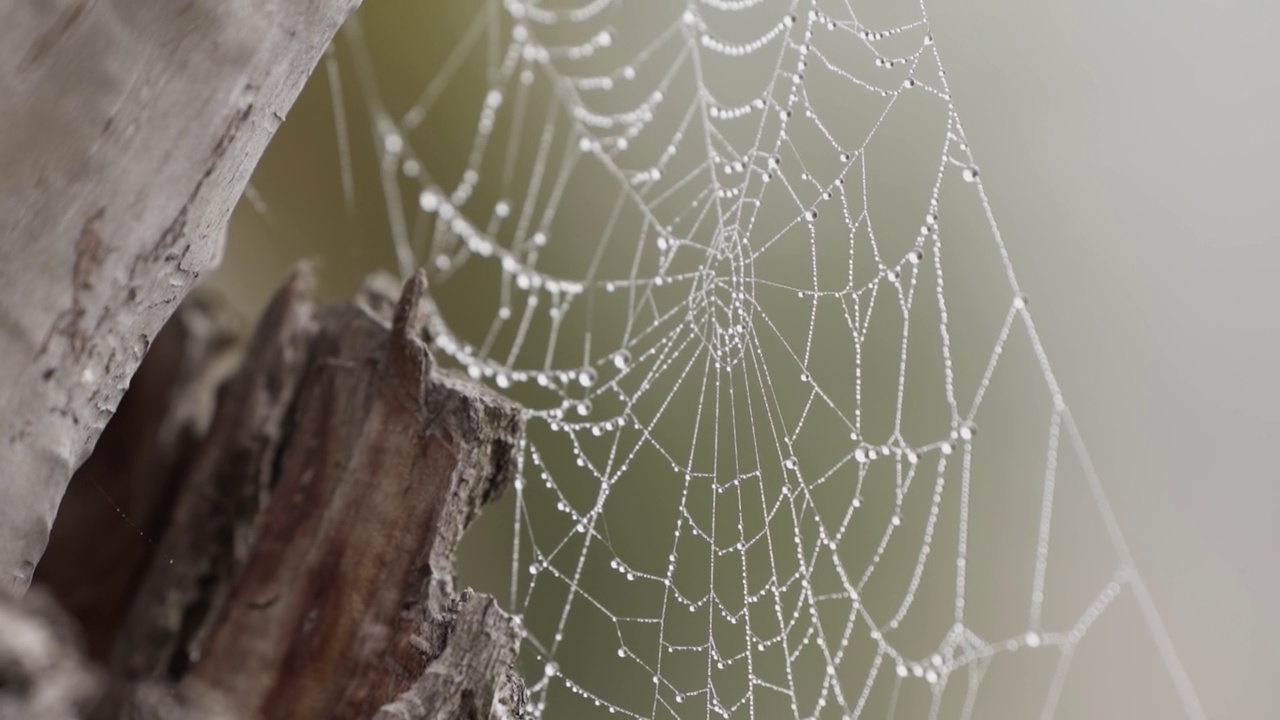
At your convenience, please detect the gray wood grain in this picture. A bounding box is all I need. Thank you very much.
[0,0,361,597]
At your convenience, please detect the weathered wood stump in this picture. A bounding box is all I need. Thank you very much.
[5,269,527,719]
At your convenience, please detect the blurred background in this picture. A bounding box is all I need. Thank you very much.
[207,1,1277,718]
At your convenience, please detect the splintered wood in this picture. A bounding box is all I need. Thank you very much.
[190,270,524,718]
[11,268,527,719]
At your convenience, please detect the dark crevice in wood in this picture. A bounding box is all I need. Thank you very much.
[36,293,243,662]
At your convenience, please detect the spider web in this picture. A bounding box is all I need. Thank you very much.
[330,0,1205,717]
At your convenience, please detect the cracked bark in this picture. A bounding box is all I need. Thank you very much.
[0,0,363,597]
[115,268,527,720]
[5,270,527,719]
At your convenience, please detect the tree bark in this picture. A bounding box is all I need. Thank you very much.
[5,270,528,719]
[190,272,524,720]
[108,268,526,719]
[0,0,362,597]
[0,2,525,715]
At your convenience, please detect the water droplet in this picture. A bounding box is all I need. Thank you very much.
[579,368,598,387]
[1025,631,1042,648]
[613,350,632,370]
[962,166,979,182]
